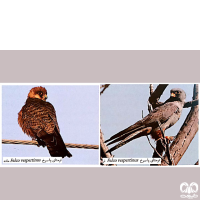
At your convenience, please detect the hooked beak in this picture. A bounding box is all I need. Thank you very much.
[44,94,48,101]
[171,92,176,97]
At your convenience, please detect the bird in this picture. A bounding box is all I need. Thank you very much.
[105,88,186,153]
[18,86,72,158]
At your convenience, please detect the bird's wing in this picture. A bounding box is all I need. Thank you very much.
[141,101,181,128]
[107,127,152,153]
[40,102,72,158]
[45,102,60,133]
[105,120,145,144]
[21,99,58,135]
[21,99,72,158]
[105,101,180,146]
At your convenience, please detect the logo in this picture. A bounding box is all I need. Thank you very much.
[180,182,198,199]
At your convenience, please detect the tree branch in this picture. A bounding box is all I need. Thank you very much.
[100,84,110,95]
[160,84,199,166]
[184,99,199,108]
[195,160,199,165]
[100,129,116,166]
[100,84,116,166]
[148,84,168,109]
[149,84,172,164]
[157,120,172,165]
[146,136,169,165]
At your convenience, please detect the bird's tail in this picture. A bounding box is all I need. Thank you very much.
[39,130,72,158]
[106,127,152,153]
[105,120,145,145]
[47,134,72,158]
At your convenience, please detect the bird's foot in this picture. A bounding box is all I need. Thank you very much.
[35,138,46,147]
[156,136,174,144]
[165,136,174,144]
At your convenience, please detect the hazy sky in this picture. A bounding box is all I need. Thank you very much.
[2,85,99,165]
[101,84,198,166]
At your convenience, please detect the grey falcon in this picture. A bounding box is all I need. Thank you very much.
[105,88,186,153]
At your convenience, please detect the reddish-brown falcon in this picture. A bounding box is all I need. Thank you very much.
[18,86,72,158]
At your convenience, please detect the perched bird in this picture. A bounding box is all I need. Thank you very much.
[18,86,72,158]
[105,88,186,153]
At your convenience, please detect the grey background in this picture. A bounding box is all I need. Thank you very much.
[0,50,200,200]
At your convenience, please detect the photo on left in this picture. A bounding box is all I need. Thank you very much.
[2,84,99,165]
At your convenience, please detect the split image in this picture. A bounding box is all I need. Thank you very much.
[1,83,199,166]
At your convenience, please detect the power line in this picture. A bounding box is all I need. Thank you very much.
[2,139,99,150]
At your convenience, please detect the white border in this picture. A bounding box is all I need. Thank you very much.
[0,83,199,167]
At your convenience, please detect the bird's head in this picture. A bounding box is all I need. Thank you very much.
[170,88,186,102]
[28,86,48,101]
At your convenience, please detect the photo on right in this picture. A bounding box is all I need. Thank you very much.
[100,84,199,166]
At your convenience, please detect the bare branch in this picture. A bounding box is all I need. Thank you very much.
[149,84,171,163]
[195,160,199,165]
[149,84,154,95]
[157,121,172,165]
[100,84,110,95]
[160,84,199,166]
[148,84,168,109]
[100,129,116,166]
[184,99,199,108]
[100,83,116,166]
[146,136,169,165]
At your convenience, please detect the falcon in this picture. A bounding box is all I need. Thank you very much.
[105,88,186,153]
[18,86,72,158]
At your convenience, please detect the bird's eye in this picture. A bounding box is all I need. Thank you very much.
[38,92,43,97]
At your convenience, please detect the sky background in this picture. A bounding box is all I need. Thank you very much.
[101,84,199,166]
[2,84,99,165]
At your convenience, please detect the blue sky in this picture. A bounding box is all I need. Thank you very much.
[100,84,199,166]
[2,85,99,165]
